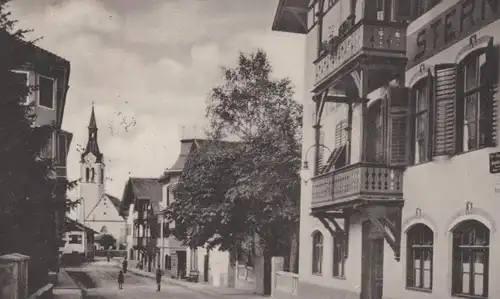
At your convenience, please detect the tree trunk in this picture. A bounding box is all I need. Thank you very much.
[289,225,299,273]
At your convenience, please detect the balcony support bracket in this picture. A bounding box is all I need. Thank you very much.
[315,211,350,259]
[365,207,402,262]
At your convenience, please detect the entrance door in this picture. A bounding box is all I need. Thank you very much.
[361,221,384,299]
[203,251,210,282]
[177,251,187,278]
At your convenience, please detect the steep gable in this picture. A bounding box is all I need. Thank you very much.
[85,193,124,222]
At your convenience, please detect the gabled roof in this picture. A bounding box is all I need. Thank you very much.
[120,177,162,217]
[158,138,236,182]
[272,0,309,34]
[65,216,98,234]
[106,193,121,211]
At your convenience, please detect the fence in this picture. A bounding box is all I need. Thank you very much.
[271,257,299,299]
[95,250,127,258]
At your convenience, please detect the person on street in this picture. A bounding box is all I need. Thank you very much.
[122,257,128,273]
[118,270,124,290]
[155,265,163,291]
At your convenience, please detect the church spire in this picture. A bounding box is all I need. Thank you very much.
[81,103,103,162]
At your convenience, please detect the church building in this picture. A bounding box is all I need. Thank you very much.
[78,105,125,248]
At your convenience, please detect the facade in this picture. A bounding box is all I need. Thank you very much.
[78,106,125,246]
[158,137,231,286]
[59,217,98,260]
[6,32,73,271]
[120,177,163,272]
[273,1,500,299]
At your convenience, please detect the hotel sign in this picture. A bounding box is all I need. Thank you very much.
[407,0,500,70]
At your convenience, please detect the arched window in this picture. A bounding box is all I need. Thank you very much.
[91,168,95,182]
[85,168,90,182]
[452,220,489,298]
[459,49,490,152]
[312,231,323,274]
[406,224,433,290]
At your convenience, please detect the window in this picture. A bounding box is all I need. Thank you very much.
[57,133,68,166]
[40,131,55,159]
[68,234,82,244]
[12,70,29,104]
[452,220,489,298]
[412,78,431,164]
[333,234,346,278]
[312,231,323,274]
[190,249,198,271]
[38,76,55,109]
[307,0,321,30]
[366,101,385,163]
[406,224,433,290]
[85,168,90,182]
[461,52,488,151]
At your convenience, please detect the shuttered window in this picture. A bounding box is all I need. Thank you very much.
[433,64,457,156]
[387,87,411,166]
[366,101,386,163]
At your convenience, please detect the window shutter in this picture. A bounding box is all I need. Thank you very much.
[408,89,417,165]
[386,86,411,166]
[426,69,435,161]
[394,0,412,21]
[484,39,498,147]
[318,129,325,168]
[433,63,457,156]
[335,120,347,148]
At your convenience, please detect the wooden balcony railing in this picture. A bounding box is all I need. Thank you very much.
[311,163,404,209]
[314,20,407,86]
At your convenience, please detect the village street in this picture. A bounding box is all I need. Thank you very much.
[62,260,260,299]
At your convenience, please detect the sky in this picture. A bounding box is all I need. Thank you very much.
[8,0,306,199]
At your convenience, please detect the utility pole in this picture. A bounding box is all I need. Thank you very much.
[160,214,165,270]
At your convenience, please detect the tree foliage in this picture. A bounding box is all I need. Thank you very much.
[0,1,79,291]
[165,50,302,268]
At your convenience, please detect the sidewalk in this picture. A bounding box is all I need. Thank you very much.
[53,269,84,299]
[117,261,265,298]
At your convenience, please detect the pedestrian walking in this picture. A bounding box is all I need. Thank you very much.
[155,265,163,291]
[122,257,128,273]
[118,270,124,290]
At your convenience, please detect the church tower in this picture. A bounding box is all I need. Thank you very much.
[79,104,105,222]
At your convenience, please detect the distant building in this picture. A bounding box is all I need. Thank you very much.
[120,177,163,272]
[77,106,125,246]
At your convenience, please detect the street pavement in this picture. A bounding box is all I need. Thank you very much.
[63,260,262,299]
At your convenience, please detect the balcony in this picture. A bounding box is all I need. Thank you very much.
[314,20,407,92]
[311,163,404,211]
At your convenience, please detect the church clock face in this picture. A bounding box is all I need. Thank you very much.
[85,153,96,164]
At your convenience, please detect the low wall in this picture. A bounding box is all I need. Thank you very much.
[95,250,126,258]
[271,256,298,299]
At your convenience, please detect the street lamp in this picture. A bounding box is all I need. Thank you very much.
[301,144,332,185]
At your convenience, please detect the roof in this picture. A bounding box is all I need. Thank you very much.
[65,217,98,234]
[81,105,103,162]
[158,138,236,182]
[272,0,308,34]
[106,193,121,211]
[120,177,162,216]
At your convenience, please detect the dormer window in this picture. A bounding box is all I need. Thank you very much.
[39,75,55,109]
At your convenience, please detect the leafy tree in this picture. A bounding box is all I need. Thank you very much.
[0,1,79,292]
[165,50,302,289]
[96,234,117,250]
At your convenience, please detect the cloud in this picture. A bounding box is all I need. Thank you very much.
[8,0,305,196]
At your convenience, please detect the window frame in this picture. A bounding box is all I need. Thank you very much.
[312,231,324,275]
[411,77,432,164]
[366,100,386,163]
[451,220,490,298]
[458,49,489,152]
[11,70,30,105]
[38,74,56,110]
[406,223,434,291]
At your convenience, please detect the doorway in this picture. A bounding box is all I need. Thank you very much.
[176,250,187,278]
[203,251,210,282]
[361,221,384,299]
